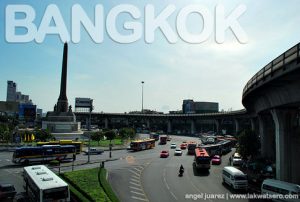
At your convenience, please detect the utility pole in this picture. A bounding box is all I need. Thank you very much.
[88,99,93,163]
[141,81,144,113]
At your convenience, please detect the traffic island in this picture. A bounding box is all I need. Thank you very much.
[61,168,111,202]
[61,167,119,202]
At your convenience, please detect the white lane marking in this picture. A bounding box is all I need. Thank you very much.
[163,174,170,190]
[183,161,214,202]
[133,167,142,172]
[130,190,145,196]
[131,196,148,201]
[130,178,140,183]
[130,181,141,187]
[163,168,178,201]
[130,186,143,191]
[170,192,178,200]
[131,175,140,180]
[136,165,144,170]
[129,169,141,176]
[6,159,10,162]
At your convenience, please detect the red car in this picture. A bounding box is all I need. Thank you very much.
[180,143,187,150]
[211,155,221,165]
[160,150,169,158]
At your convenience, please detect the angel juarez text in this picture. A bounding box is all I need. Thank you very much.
[5,4,248,44]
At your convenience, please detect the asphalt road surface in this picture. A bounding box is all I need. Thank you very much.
[108,135,263,202]
[0,135,263,202]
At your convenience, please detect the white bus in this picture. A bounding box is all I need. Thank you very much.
[261,179,300,202]
[222,166,248,190]
[23,165,70,202]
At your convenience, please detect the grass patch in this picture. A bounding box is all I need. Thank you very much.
[99,168,119,202]
[60,174,90,202]
[63,168,110,202]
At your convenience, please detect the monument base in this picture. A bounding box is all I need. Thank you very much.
[50,132,84,140]
[42,121,81,133]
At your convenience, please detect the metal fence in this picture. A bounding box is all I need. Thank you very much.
[243,43,300,96]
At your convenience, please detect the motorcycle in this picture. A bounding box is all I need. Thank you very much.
[178,168,184,177]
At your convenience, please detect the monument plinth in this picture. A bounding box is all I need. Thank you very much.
[42,43,81,139]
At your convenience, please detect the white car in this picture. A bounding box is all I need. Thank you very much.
[170,143,177,149]
[232,153,243,166]
[174,148,182,156]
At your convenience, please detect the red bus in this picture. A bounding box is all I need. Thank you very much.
[187,141,198,155]
[194,148,211,170]
[129,139,155,151]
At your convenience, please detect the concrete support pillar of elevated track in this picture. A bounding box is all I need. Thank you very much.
[271,108,300,183]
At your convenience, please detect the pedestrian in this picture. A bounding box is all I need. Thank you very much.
[229,156,232,165]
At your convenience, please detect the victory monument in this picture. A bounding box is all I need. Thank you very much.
[42,43,81,139]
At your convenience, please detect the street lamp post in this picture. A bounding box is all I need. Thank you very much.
[88,99,93,163]
[141,81,144,113]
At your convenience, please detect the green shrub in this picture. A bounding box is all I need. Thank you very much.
[99,168,119,202]
[63,168,109,202]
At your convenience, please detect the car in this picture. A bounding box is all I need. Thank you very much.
[232,153,243,166]
[211,155,222,165]
[84,148,104,155]
[160,150,169,158]
[174,148,182,156]
[170,143,177,149]
[180,143,187,150]
[0,183,16,200]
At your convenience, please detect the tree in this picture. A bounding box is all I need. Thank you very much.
[0,123,10,142]
[34,129,53,142]
[119,128,136,144]
[104,130,116,141]
[237,129,260,158]
[91,131,104,146]
[104,130,116,158]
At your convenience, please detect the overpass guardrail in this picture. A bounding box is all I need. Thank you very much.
[243,43,300,96]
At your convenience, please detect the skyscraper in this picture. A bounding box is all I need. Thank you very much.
[6,80,17,102]
[6,80,31,104]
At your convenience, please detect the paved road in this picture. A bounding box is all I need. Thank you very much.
[0,135,263,202]
[108,135,263,202]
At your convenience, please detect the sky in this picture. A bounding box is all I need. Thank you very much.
[1,0,300,113]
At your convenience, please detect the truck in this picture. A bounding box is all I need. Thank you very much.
[159,135,168,145]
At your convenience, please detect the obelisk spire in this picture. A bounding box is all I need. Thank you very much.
[56,42,69,112]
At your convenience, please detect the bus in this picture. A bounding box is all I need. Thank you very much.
[201,144,222,157]
[23,165,70,202]
[194,148,211,170]
[187,141,198,155]
[37,140,83,154]
[129,139,155,151]
[159,135,167,145]
[150,133,159,141]
[13,145,76,165]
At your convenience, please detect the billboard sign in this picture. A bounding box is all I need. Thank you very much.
[75,98,93,108]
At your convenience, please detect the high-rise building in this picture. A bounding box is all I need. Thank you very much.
[182,100,219,114]
[6,81,16,102]
[182,99,195,113]
[6,80,31,104]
